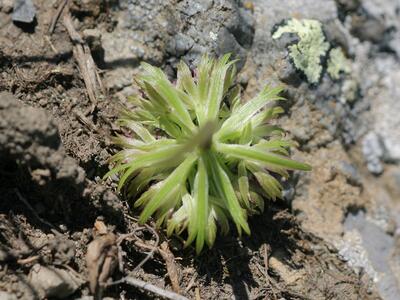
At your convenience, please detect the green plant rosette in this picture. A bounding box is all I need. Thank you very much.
[106,54,311,253]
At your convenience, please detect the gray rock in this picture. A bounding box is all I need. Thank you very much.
[350,0,400,55]
[282,172,300,203]
[180,0,212,17]
[368,66,400,162]
[350,15,387,44]
[335,0,360,13]
[101,0,254,92]
[361,0,399,29]
[166,33,194,57]
[176,0,254,66]
[391,167,400,197]
[338,161,361,185]
[12,0,36,23]
[349,48,400,154]
[246,0,369,145]
[351,50,399,165]
[362,132,384,175]
[101,0,178,90]
[282,185,295,202]
[334,229,378,283]
[29,264,83,299]
[341,211,400,300]
[276,56,302,86]
[324,19,352,53]
[216,27,247,69]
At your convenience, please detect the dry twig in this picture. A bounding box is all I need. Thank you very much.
[109,277,189,300]
[44,35,59,54]
[184,272,197,293]
[48,0,70,34]
[195,287,201,300]
[17,255,40,265]
[115,223,160,274]
[62,12,104,107]
[262,243,270,273]
[117,215,188,299]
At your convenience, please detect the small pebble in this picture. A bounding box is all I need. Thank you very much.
[12,0,36,23]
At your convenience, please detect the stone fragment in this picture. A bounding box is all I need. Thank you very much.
[166,33,194,57]
[12,0,36,23]
[28,264,83,298]
[362,132,384,175]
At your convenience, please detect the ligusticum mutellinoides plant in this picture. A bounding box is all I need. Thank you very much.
[106,54,311,253]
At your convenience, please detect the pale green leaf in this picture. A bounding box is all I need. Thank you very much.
[141,62,195,132]
[193,156,209,253]
[139,155,197,223]
[205,152,250,235]
[216,143,311,171]
[117,144,184,191]
[253,172,283,201]
[205,54,235,120]
[216,86,285,140]
[238,161,250,209]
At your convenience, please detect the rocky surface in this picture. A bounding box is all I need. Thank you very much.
[0,91,85,203]
[101,0,254,93]
[242,0,400,299]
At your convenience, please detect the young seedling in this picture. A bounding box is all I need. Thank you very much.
[106,54,311,253]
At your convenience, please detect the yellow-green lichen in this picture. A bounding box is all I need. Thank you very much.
[327,47,351,80]
[272,18,330,84]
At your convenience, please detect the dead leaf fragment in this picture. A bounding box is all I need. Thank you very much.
[159,241,181,293]
[94,220,109,235]
[86,232,118,294]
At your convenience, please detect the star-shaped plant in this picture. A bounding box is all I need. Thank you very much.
[106,54,311,253]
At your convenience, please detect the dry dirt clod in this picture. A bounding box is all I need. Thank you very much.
[48,236,76,264]
[268,253,306,286]
[28,264,83,299]
[0,291,17,300]
[0,0,14,13]
[0,249,10,262]
[86,223,118,295]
